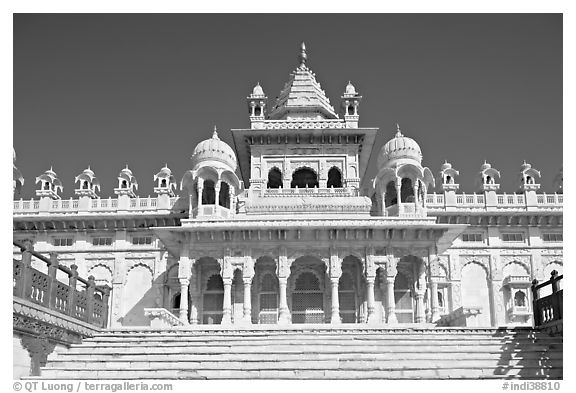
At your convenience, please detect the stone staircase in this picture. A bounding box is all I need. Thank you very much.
[39,326,562,379]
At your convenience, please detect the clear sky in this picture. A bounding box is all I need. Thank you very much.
[13,14,562,199]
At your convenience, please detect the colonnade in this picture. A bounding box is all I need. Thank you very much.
[175,251,438,326]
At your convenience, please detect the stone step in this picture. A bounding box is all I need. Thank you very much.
[62,343,558,355]
[50,350,563,362]
[38,366,563,380]
[87,334,561,343]
[48,357,563,370]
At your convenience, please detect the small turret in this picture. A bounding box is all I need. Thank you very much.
[35,167,63,199]
[438,161,460,191]
[247,82,267,129]
[13,148,24,196]
[477,160,501,192]
[75,167,100,198]
[154,164,177,197]
[553,167,562,194]
[340,81,362,128]
[114,165,138,197]
[517,161,541,192]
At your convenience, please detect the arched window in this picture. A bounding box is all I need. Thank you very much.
[400,178,414,203]
[291,168,318,189]
[526,176,533,184]
[161,179,167,187]
[514,291,526,307]
[44,182,50,190]
[254,106,261,116]
[446,175,452,184]
[202,180,216,205]
[292,271,323,324]
[348,105,354,115]
[122,180,128,188]
[385,181,397,207]
[437,290,444,308]
[267,167,282,189]
[219,182,230,208]
[327,167,342,188]
[486,176,493,184]
[83,180,89,189]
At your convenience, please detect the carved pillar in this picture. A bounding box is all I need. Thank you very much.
[366,275,376,324]
[430,280,440,322]
[215,181,221,207]
[197,178,204,210]
[21,336,56,377]
[278,277,290,324]
[329,247,342,324]
[385,277,398,324]
[395,177,402,214]
[330,278,340,324]
[189,262,199,325]
[243,278,252,323]
[178,278,190,324]
[415,262,427,323]
[222,278,232,324]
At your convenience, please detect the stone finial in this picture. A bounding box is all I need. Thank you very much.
[35,167,63,199]
[395,123,403,138]
[298,42,307,67]
[212,125,219,140]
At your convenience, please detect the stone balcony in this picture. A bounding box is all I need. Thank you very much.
[425,192,562,211]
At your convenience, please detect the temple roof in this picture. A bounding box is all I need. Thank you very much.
[267,43,338,120]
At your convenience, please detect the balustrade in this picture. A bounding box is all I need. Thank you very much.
[531,270,563,327]
[13,241,110,328]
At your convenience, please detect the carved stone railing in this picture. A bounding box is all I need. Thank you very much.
[531,270,563,328]
[263,187,357,197]
[13,241,110,328]
[425,192,562,211]
[13,196,178,215]
[144,308,184,328]
[192,204,233,219]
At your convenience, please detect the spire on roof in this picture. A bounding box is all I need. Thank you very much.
[298,42,307,68]
[395,123,403,137]
[212,125,219,140]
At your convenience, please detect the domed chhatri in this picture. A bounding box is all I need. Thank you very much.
[344,81,357,96]
[251,82,265,98]
[377,124,423,169]
[191,126,238,172]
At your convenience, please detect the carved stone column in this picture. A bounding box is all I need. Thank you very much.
[366,275,377,324]
[178,278,190,324]
[430,280,440,322]
[189,264,199,325]
[278,277,290,325]
[243,278,252,323]
[385,277,398,324]
[330,278,341,324]
[197,178,204,209]
[415,262,427,323]
[222,278,233,325]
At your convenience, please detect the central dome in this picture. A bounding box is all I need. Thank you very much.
[377,125,423,169]
[191,127,237,171]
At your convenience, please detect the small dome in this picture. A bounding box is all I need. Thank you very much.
[377,125,423,169]
[119,166,133,176]
[441,161,452,171]
[520,161,531,171]
[345,81,356,95]
[481,161,492,171]
[191,127,237,171]
[252,82,265,97]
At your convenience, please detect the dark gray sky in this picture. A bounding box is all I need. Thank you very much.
[13,14,562,199]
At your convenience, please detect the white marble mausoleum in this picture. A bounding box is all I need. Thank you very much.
[13,43,563,330]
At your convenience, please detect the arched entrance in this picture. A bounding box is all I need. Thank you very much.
[202,273,224,324]
[291,270,324,323]
[338,272,357,323]
[394,272,414,323]
[258,273,279,324]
